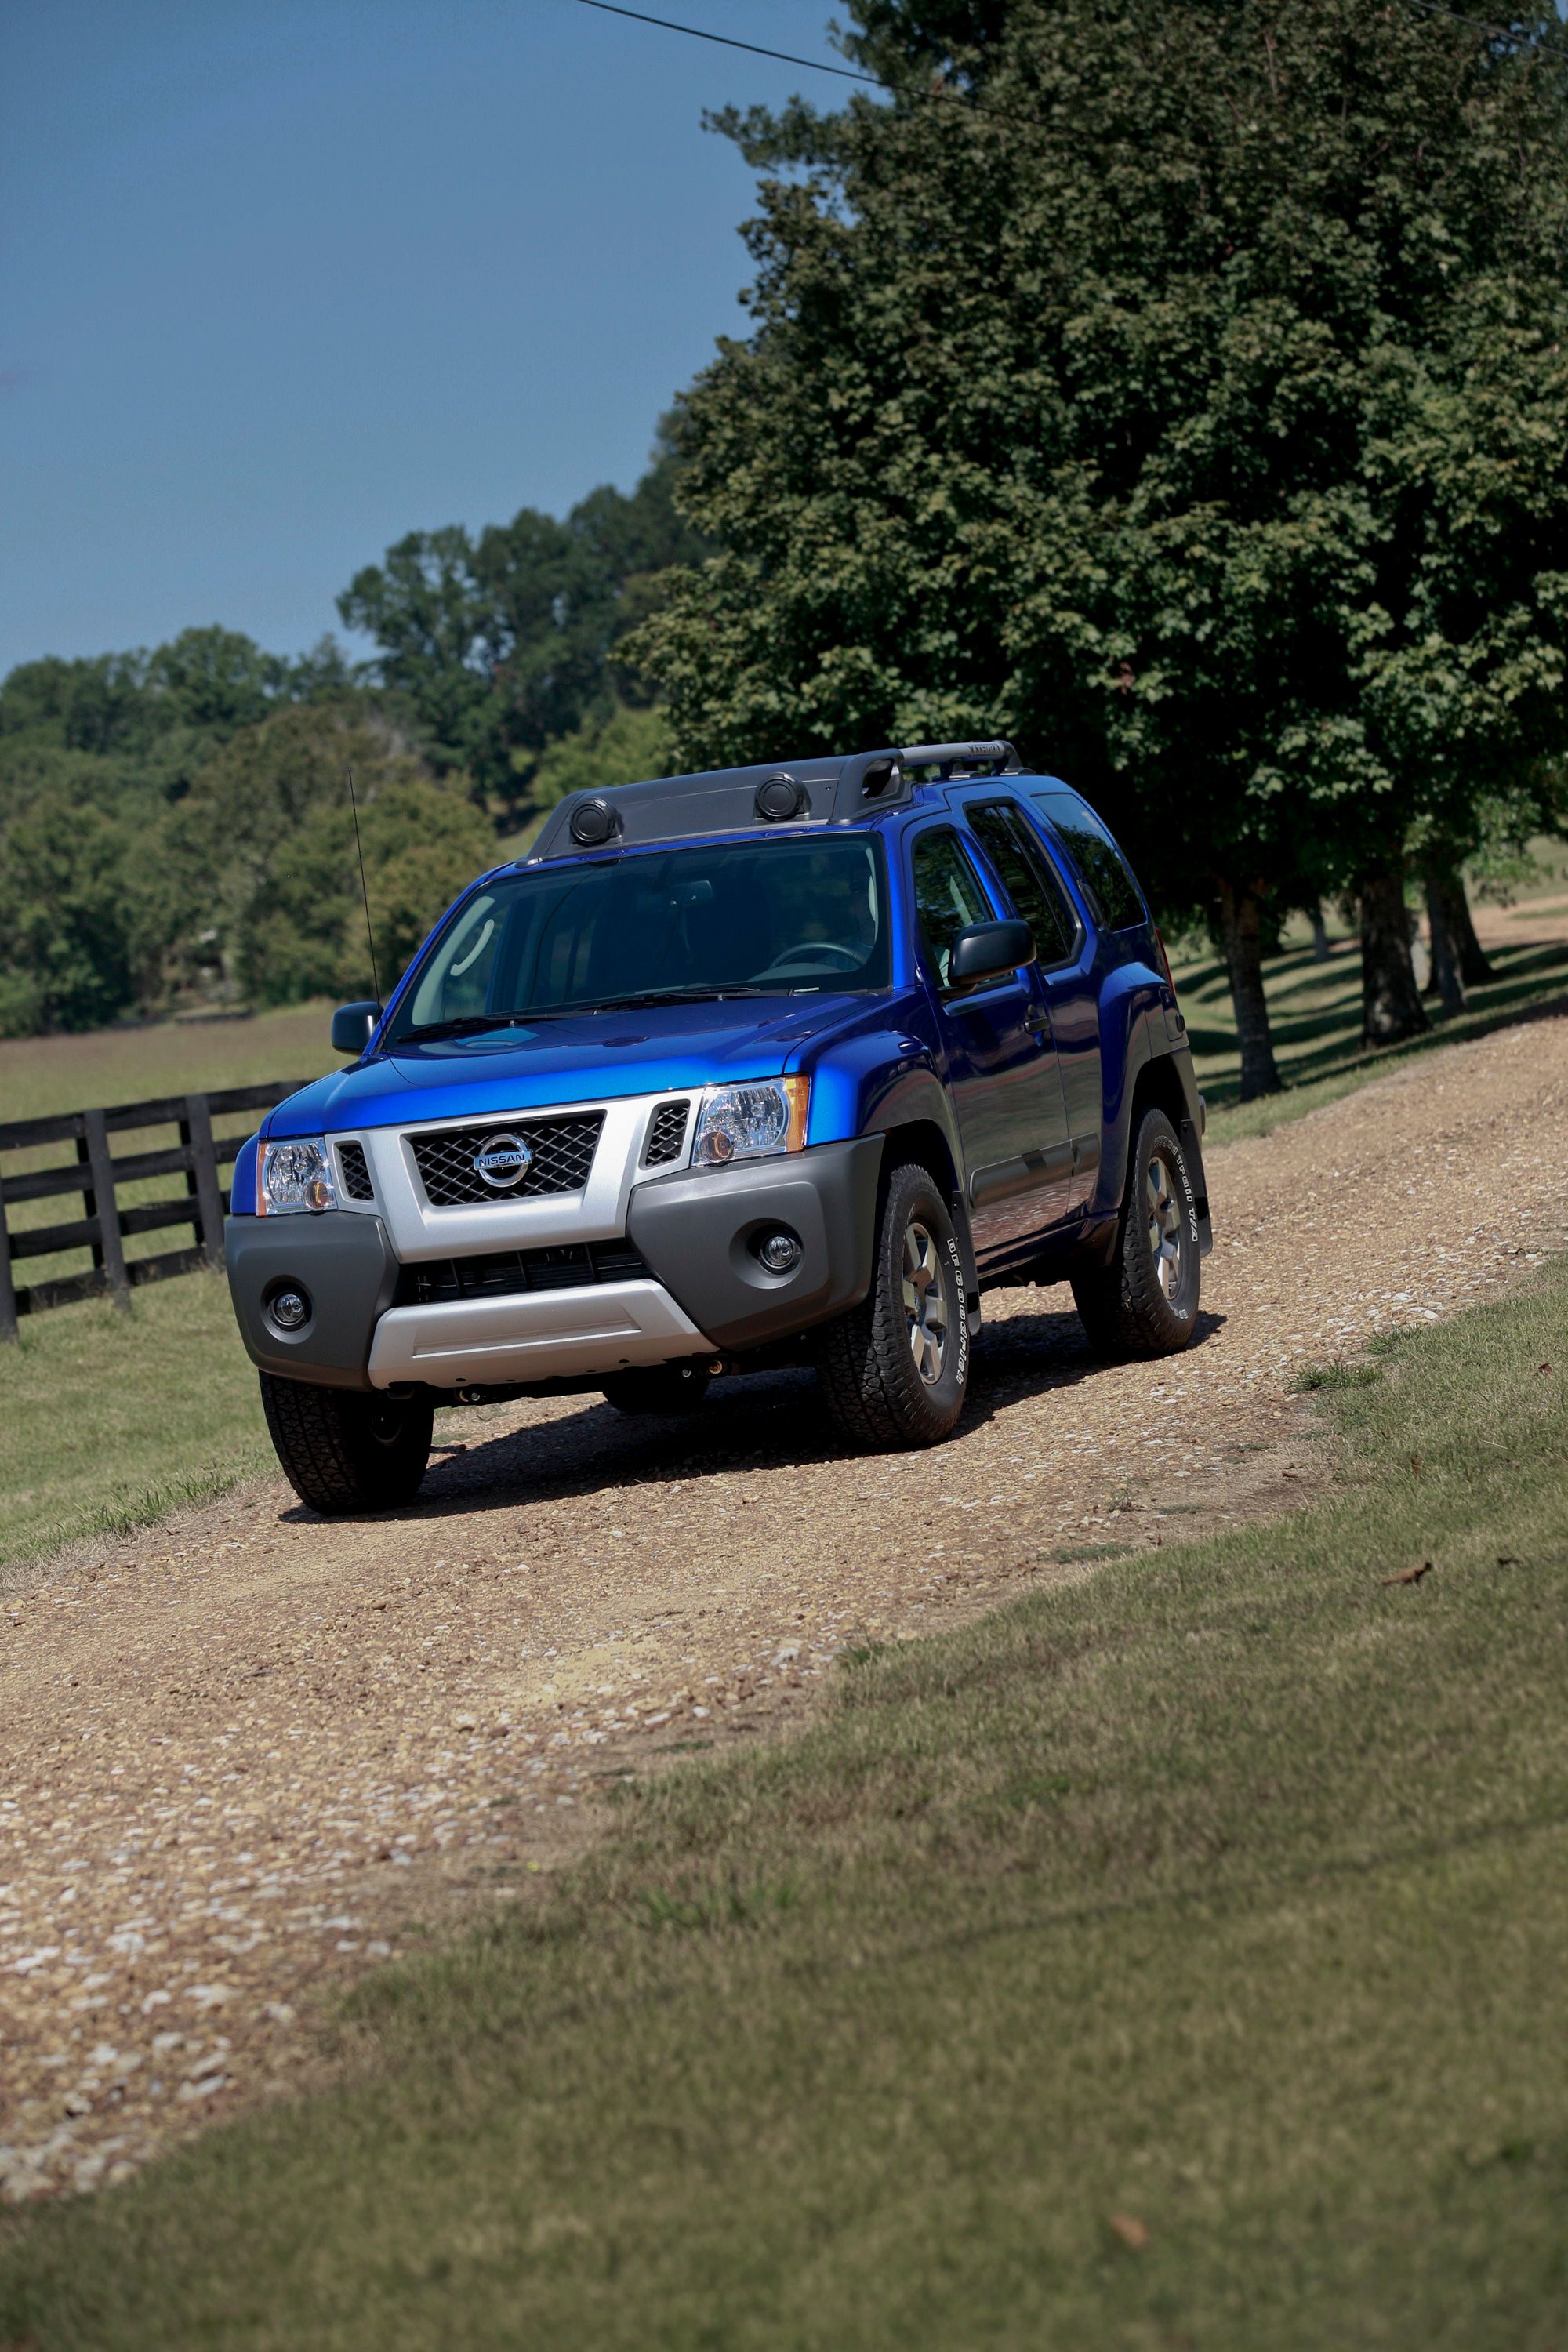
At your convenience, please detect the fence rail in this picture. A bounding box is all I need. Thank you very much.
[0,1082,306,1340]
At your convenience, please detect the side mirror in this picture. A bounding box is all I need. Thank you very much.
[946,919,1036,989]
[332,1000,382,1057]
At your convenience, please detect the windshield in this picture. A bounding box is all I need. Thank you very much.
[389,835,890,1040]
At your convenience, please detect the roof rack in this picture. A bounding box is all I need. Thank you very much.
[525,739,1022,861]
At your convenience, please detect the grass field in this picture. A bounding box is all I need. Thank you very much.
[0,1277,267,1575]
[0,1000,334,1125]
[3,1258,1566,2347]
[0,1007,334,1567]
[4,895,1568,1570]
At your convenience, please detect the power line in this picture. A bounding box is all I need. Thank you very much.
[1404,0,1568,60]
[571,0,1568,114]
[568,0,884,87]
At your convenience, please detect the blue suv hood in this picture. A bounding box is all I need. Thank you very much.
[264,993,888,1136]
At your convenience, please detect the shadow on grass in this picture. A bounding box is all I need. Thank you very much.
[1200,946,1568,1112]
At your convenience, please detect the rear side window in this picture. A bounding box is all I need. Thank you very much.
[965,802,1080,965]
[1031,792,1146,932]
[911,828,994,989]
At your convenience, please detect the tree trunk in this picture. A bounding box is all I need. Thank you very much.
[1218,877,1281,1099]
[1447,865,1494,985]
[1310,905,1330,961]
[1359,862,1429,1046]
[1421,863,1468,1018]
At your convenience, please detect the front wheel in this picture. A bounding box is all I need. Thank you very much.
[1072,1106,1200,1360]
[259,1371,433,1515]
[815,1160,970,1450]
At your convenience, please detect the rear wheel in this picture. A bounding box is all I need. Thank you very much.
[815,1160,969,1450]
[1072,1106,1200,1359]
[259,1371,433,1515]
[601,1363,710,1416]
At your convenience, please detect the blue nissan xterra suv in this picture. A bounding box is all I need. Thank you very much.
[227,741,1213,1513]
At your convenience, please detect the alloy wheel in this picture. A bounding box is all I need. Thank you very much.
[1146,1149,1185,1301]
[902,1219,950,1384]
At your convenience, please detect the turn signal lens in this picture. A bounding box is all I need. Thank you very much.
[691,1076,810,1168]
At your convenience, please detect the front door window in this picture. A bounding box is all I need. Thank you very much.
[911,828,996,989]
[909,826,1073,1260]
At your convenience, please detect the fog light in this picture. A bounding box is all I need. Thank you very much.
[271,1287,310,1330]
[757,1230,801,1274]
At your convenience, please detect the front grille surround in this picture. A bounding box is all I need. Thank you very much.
[408,1112,604,1207]
[394,1238,649,1307]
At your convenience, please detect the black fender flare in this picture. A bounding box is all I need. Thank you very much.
[858,1065,980,1330]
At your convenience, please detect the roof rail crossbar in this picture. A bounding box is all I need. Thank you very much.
[828,738,1018,818]
[899,739,1019,779]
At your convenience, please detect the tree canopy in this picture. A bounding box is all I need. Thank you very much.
[337,435,707,808]
[630,0,1568,1090]
[0,641,486,1035]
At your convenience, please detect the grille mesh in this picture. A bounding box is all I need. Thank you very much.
[409,1113,604,1207]
[395,1239,648,1306]
[336,1140,375,1201]
[643,1099,690,1167]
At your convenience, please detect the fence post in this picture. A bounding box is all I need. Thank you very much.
[82,1108,131,1309]
[183,1094,226,1266]
[0,1173,17,1341]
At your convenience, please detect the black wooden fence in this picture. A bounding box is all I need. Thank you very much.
[0,1082,306,1341]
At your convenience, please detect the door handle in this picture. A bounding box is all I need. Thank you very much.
[1025,1007,1051,1036]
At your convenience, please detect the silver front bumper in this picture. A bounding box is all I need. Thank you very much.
[365,1277,710,1389]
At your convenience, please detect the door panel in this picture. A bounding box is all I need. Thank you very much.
[1002,800,1104,1205]
[961,797,1102,1216]
[909,826,1073,1257]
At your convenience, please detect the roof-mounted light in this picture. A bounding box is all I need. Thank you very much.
[754,775,808,822]
[568,797,623,848]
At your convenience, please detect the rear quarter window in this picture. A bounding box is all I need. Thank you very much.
[1030,792,1146,933]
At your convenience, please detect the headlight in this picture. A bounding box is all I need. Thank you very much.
[257,1137,337,1214]
[691,1076,809,1168]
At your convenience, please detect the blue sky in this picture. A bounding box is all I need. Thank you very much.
[0,1,850,677]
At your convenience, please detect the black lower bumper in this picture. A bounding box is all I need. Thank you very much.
[226,1212,399,1388]
[227,1134,886,1393]
[626,1136,884,1352]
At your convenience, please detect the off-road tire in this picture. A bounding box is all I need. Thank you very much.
[815,1160,969,1450]
[601,1363,711,1416]
[1072,1106,1200,1360]
[258,1371,434,1515]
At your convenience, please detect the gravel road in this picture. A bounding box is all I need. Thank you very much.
[4,1011,1566,2202]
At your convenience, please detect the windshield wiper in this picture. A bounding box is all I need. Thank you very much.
[576,986,768,1011]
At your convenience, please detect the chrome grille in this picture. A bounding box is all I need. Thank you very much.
[409,1112,604,1207]
[643,1099,689,1167]
[336,1140,375,1201]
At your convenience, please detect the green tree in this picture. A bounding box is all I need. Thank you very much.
[0,631,383,1032]
[172,703,492,1006]
[630,0,1568,1094]
[529,701,670,812]
[338,437,708,808]
[0,746,177,1035]
[0,627,355,800]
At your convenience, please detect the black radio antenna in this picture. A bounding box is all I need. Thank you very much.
[346,769,383,1004]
